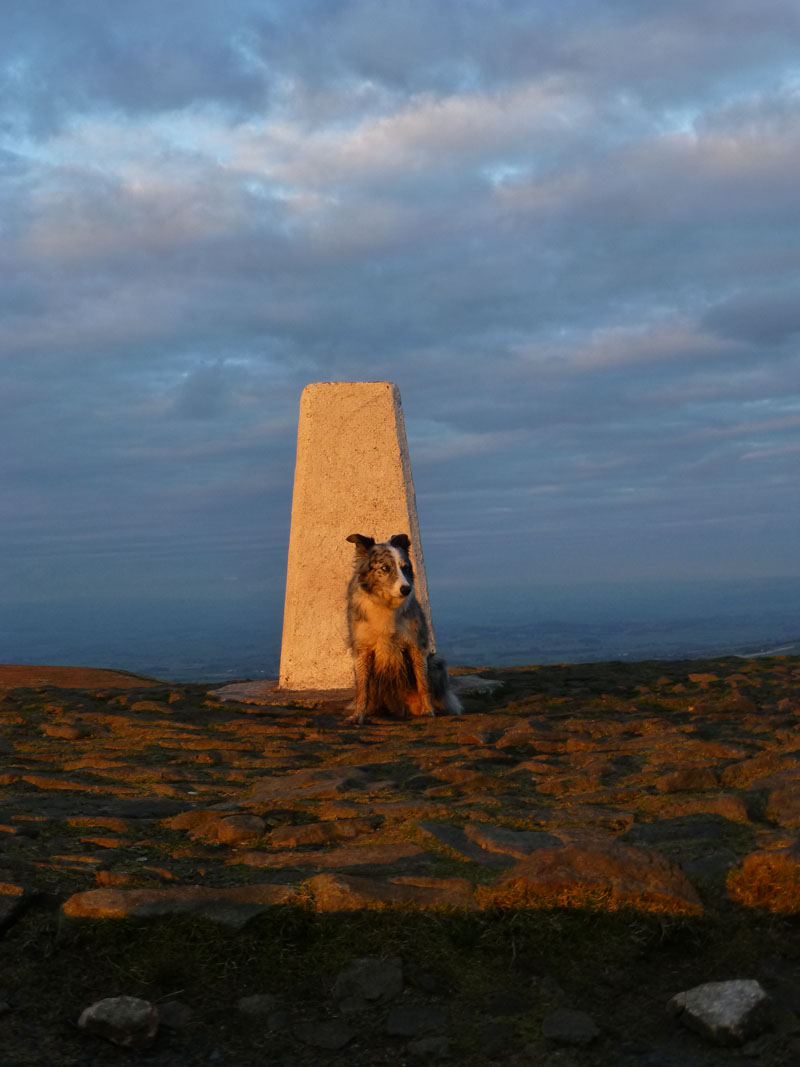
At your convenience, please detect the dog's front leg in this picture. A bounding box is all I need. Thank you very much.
[408,645,435,717]
[346,650,370,725]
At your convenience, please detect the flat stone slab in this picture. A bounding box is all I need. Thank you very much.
[418,821,516,868]
[232,842,427,869]
[308,873,477,911]
[449,676,505,697]
[212,680,353,708]
[464,822,562,858]
[62,884,298,929]
[269,817,381,848]
[247,766,377,802]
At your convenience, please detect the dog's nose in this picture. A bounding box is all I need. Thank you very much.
[399,584,411,597]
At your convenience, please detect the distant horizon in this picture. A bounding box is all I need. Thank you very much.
[4,573,799,683]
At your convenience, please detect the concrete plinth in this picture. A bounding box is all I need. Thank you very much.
[278,381,432,691]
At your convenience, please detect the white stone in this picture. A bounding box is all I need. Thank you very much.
[279,381,433,690]
[667,979,771,1045]
[77,995,159,1049]
[449,676,504,696]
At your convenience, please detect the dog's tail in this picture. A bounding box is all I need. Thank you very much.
[427,653,463,715]
[443,687,463,716]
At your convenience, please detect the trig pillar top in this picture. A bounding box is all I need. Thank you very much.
[278,381,433,691]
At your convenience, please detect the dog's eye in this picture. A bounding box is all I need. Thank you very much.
[378,564,390,574]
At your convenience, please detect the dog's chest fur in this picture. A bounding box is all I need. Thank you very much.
[349,587,418,669]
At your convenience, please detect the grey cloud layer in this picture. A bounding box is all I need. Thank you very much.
[3,1,800,608]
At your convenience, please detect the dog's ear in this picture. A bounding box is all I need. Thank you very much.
[389,534,411,552]
[346,533,375,556]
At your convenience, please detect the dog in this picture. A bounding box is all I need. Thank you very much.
[345,532,463,724]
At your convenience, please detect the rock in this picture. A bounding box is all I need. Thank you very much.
[235,841,427,869]
[41,722,95,740]
[667,979,772,1045]
[129,700,172,712]
[269,816,380,847]
[407,1035,450,1059]
[165,808,224,832]
[492,841,702,914]
[332,956,403,1004]
[541,1008,599,1046]
[215,814,266,845]
[385,1003,446,1037]
[622,814,731,850]
[766,788,800,827]
[158,1000,194,1031]
[95,870,132,887]
[77,995,159,1049]
[727,841,800,912]
[293,1020,354,1049]
[449,675,504,696]
[722,751,800,788]
[654,767,719,792]
[464,822,561,858]
[237,993,280,1017]
[679,848,739,883]
[637,793,750,825]
[309,872,476,911]
[248,765,370,801]
[62,883,297,929]
[418,821,514,867]
[532,804,635,835]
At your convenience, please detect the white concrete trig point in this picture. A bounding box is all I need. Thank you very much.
[278,381,433,692]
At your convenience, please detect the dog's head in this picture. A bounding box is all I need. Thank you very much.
[347,533,414,605]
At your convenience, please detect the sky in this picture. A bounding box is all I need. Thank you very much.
[3,1,800,663]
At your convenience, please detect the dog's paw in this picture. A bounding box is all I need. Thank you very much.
[345,711,366,726]
[406,693,435,717]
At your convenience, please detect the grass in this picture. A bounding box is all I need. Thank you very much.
[8,898,800,1024]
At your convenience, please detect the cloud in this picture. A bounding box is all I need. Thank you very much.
[702,290,800,345]
[1,1,270,135]
[3,0,800,620]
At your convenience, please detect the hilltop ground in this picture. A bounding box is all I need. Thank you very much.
[1,657,800,1066]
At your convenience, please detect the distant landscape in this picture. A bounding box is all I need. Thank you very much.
[3,575,798,683]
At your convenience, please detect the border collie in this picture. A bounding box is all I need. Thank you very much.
[345,533,463,725]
